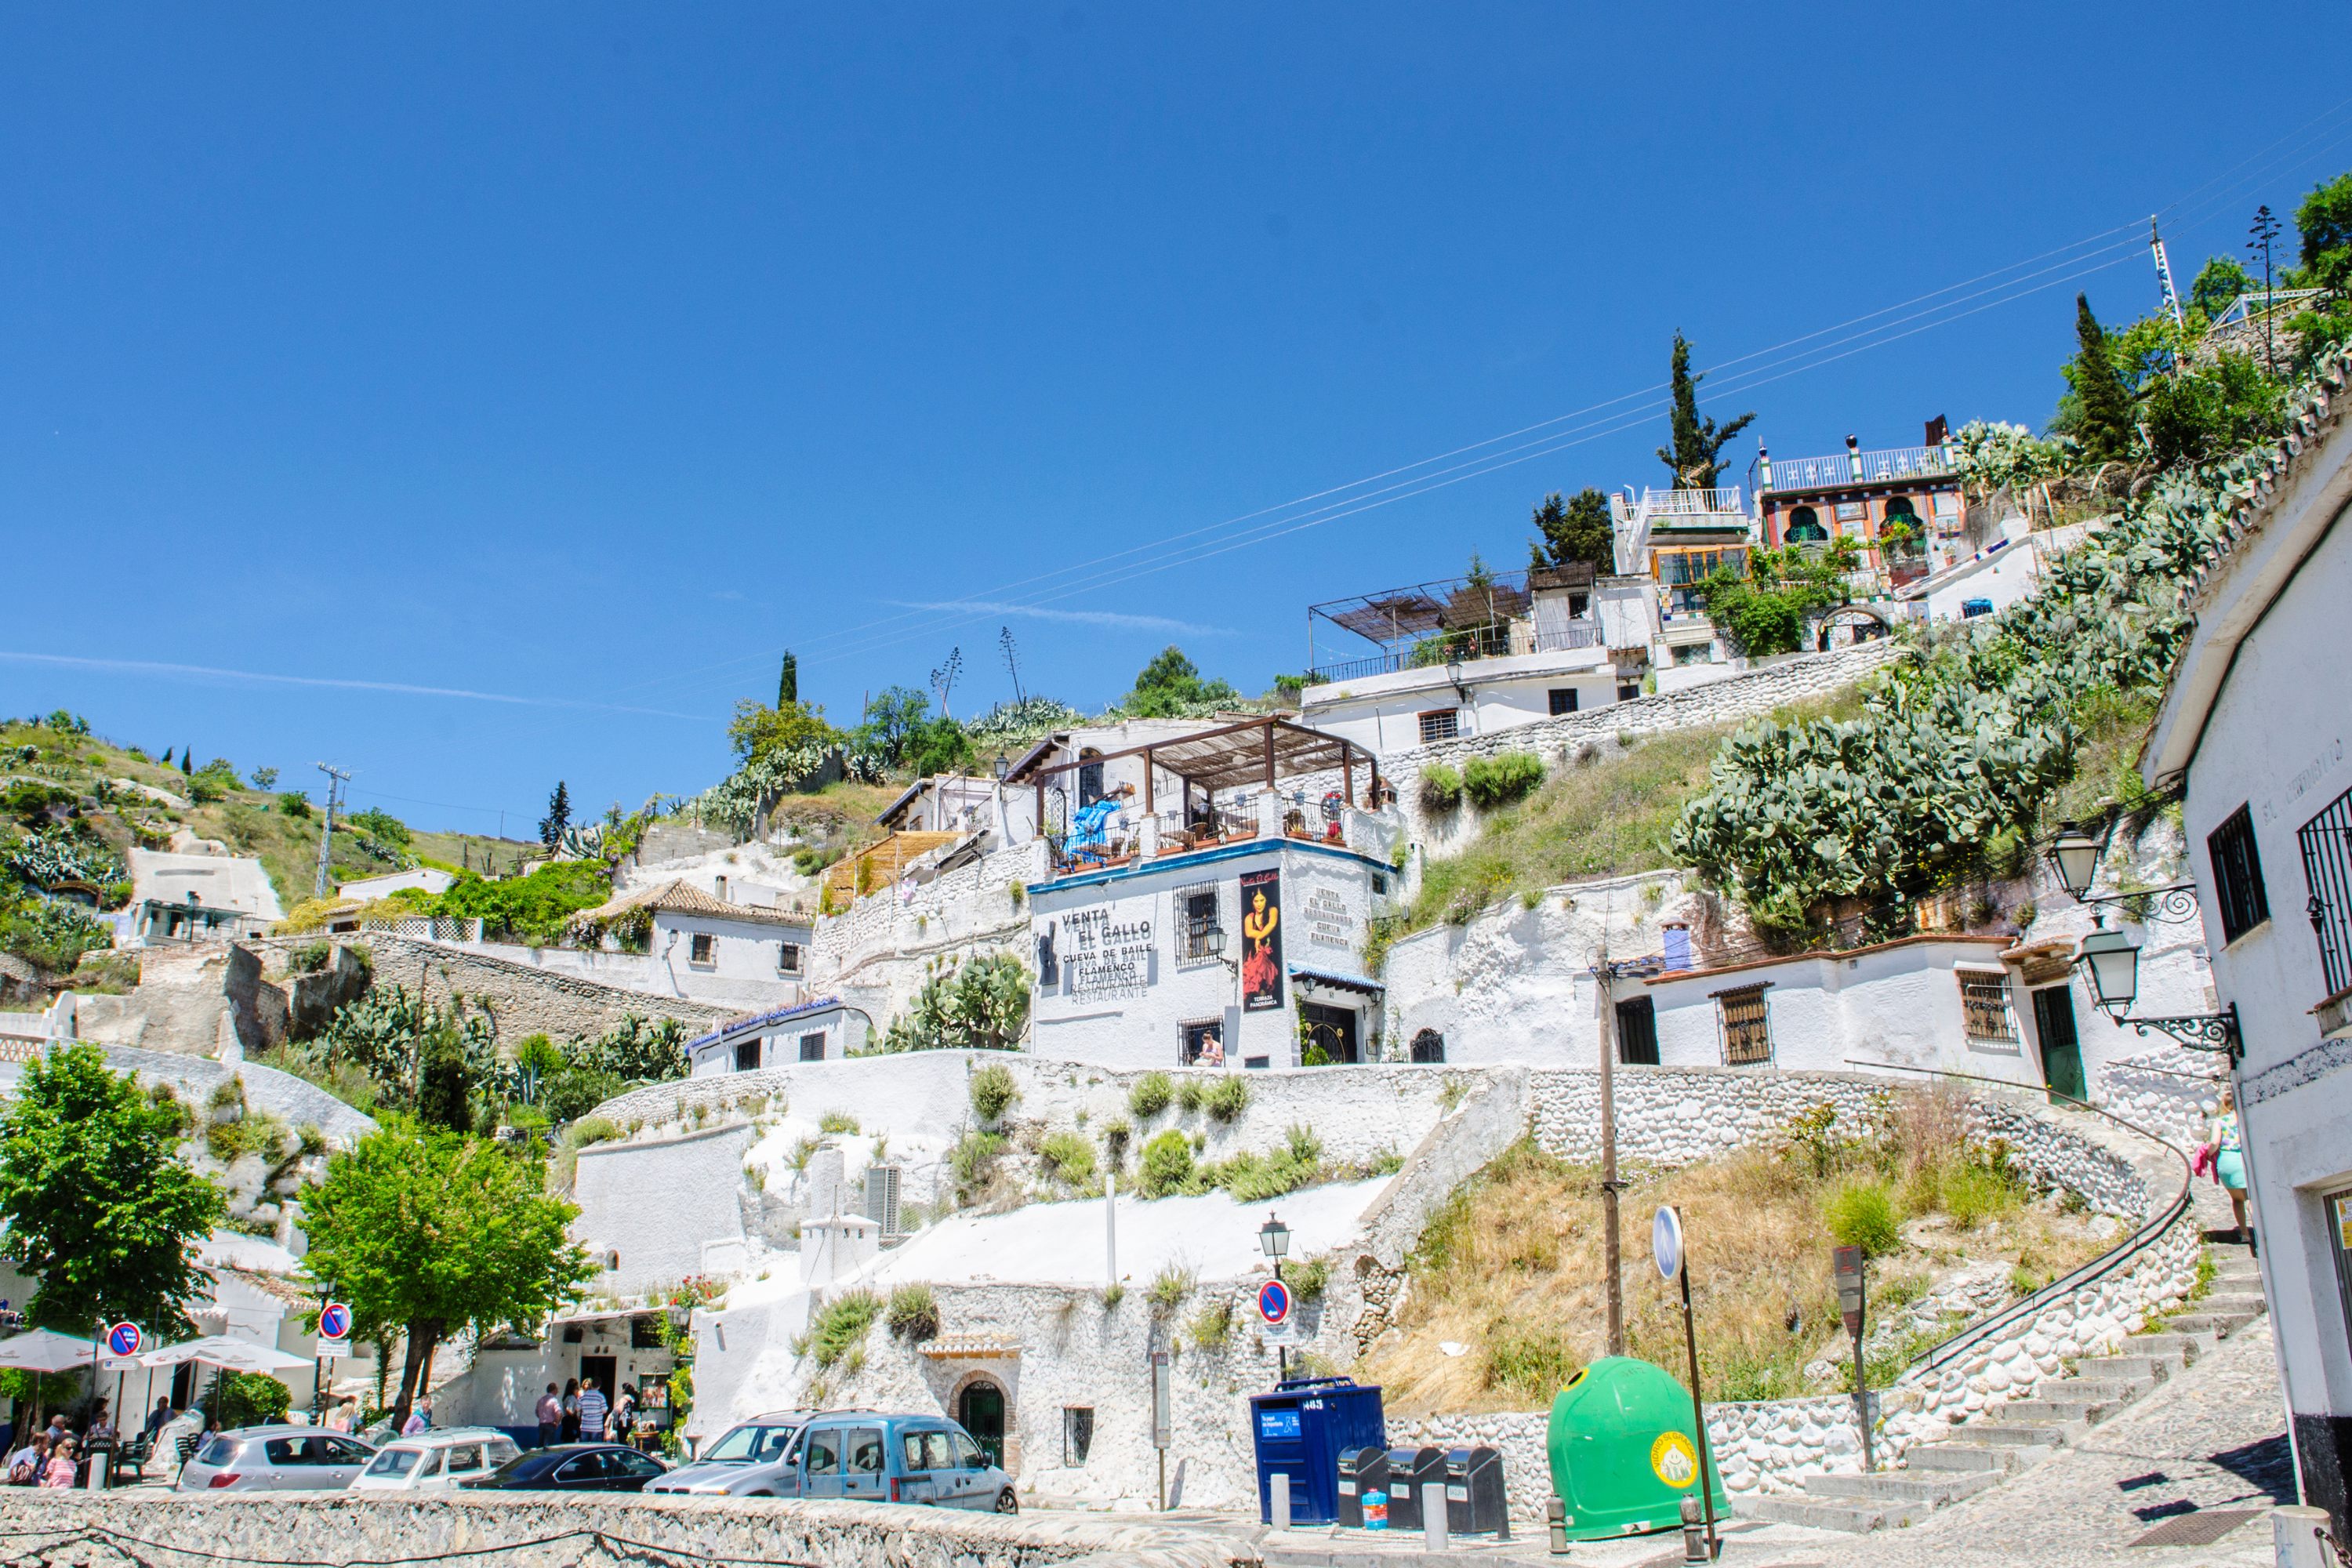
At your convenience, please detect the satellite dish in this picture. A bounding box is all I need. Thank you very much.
[1652,1207,1683,1282]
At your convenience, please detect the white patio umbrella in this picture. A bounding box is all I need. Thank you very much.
[139,1335,311,1374]
[0,1329,97,1374]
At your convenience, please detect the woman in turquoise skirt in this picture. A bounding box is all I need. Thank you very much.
[2208,1087,2249,1245]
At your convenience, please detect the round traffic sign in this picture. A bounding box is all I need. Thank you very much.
[105,1322,143,1358]
[1652,1207,1683,1282]
[1256,1279,1293,1326]
[318,1302,352,1341]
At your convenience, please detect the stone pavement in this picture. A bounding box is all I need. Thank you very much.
[1726,1316,2295,1568]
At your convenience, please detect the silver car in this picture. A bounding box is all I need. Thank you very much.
[645,1410,811,1498]
[176,1425,377,1492]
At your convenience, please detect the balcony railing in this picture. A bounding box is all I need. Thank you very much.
[1642,486,1745,517]
[1761,445,1954,493]
[1307,620,1604,687]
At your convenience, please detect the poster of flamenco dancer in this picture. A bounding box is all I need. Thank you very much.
[1240,868,1283,1011]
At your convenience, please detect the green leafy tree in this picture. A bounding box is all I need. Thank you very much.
[2292,172,2352,292]
[0,1045,225,1333]
[909,715,975,778]
[1655,332,1755,489]
[2062,293,2137,462]
[539,782,572,848]
[429,861,611,945]
[347,808,411,847]
[301,1118,595,1432]
[1526,488,1616,573]
[2188,255,2253,319]
[1123,647,1240,717]
[249,766,280,790]
[852,687,932,769]
[726,699,837,763]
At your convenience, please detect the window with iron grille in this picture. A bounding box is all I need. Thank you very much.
[778,942,803,975]
[1174,884,1221,962]
[1548,688,1579,716]
[2207,804,2270,943]
[1715,985,1772,1065]
[1958,971,2018,1042]
[2297,783,2352,997]
[690,932,717,964]
[1417,710,1459,744]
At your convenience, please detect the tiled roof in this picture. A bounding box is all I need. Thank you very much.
[576,879,808,928]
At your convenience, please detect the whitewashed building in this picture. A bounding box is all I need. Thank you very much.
[688,997,872,1073]
[1298,565,1626,755]
[2138,351,2352,1535]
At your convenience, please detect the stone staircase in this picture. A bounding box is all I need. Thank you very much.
[1740,1240,2266,1534]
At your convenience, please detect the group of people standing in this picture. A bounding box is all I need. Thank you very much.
[534,1377,637,1448]
[5,1401,120,1489]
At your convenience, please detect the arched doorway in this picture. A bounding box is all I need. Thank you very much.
[1783,505,1827,544]
[956,1378,1007,1468]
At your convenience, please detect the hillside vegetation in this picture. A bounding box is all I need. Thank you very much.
[1359,1089,2111,1415]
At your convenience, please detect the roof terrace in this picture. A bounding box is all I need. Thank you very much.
[1304,563,1599,687]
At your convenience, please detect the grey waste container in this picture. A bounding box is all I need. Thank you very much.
[1336,1446,1386,1529]
[1383,1446,1444,1533]
[1443,1446,1507,1535]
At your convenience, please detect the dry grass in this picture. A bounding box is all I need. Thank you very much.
[1359,1091,2111,1415]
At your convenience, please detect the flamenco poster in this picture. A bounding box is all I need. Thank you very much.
[1240,868,1283,1011]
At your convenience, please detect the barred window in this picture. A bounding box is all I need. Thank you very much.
[1959,971,2017,1042]
[1417,710,1459,744]
[690,932,716,964]
[2207,804,2270,944]
[1174,884,1221,962]
[779,942,803,975]
[1715,985,1772,1065]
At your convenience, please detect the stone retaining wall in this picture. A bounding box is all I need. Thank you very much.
[2096,1047,2227,1152]
[1530,1065,1892,1168]
[244,932,731,1044]
[0,1492,1249,1568]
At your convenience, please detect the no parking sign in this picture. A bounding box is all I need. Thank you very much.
[1257,1278,1293,1342]
[105,1322,143,1358]
[318,1301,352,1357]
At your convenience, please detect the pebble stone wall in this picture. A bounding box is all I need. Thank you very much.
[0,1492,1247,1568]
[1529,1065,1893,1169]
[2096,1047,2228,1152]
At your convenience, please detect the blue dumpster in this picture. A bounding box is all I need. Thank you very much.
[1249,1376,1387,1525]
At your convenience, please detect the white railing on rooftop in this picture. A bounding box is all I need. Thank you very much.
[1763,445,1952,492]
[1639,486,1745,516]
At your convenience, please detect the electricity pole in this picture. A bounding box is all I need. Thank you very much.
[1595,939,1624,1358]
[314,764,351,899]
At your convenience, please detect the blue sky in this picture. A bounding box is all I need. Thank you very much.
[6,4,2350,836]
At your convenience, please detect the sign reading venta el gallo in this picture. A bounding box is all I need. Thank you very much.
[1304,888,1355,950]
[1066,907,1154,1002]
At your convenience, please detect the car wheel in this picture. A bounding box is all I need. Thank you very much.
[996,1488,1019,1515]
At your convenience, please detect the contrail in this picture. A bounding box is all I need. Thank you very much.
[0,651,716,721]
[891,600,1232,636]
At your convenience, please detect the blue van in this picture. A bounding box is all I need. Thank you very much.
[652,1409,1015,1512]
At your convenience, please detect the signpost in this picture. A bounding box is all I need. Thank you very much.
[101,1324,142,1490]
[1653,1208,1717,1561]
[313,1298,350,1421]
[1150,1349,1173,1510]
[1832,1246,1874,1473]
[1258,1277,1294,1377]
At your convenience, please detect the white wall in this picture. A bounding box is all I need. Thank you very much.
[336,868,453,900]
[127,848,285,920]
[1301,651,1618,757]
[653,910,813,991]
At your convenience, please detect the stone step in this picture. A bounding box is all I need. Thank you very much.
[1963,1418,2085,1447]
[1999,1396,2122,1425]
[2077,1353,2172,1384]
[2167,1310,2255,1337]
[2201,1291,2268,1314]
[1737,1495,1886,1534]
[2050,1376,2153,1404]
[1806,1468,2002,1508]
[1904,1442,2051,1475]
[2126,1333,2204,1366]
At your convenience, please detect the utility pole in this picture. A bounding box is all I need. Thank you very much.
[1595,925,1624,1357]
[2148,215,2184,330]
[313,764,351,899]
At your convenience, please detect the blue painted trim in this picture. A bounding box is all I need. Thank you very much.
[1289,964,1385,995]
[1033,836,1389,896]
[689,994,848,1052]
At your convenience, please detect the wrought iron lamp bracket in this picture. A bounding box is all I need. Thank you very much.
[2072,881,2204,924]
[2102,1000,2242,1061]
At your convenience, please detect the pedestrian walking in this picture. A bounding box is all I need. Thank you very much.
[561,1379,580,1443]
[535,1385,561,1449]
[2205,1087,2252,1246]
[612,1385,637,1445]
[576,1380,607,1443]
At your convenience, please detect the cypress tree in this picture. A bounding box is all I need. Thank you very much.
[778,651,798,707]
[1655,332,1755,490]
[2071,293,2136,462]
[539,782,572,848]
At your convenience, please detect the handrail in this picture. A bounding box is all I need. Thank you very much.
[1842,1062,2194,1378]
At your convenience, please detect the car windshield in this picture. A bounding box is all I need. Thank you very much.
[485,1454,557,1483]
[699,1423,795,1464]
[196,1438,238,1466]
[363,1447,423,1478]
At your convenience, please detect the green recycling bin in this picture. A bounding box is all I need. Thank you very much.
[1545,1356,1730,1540]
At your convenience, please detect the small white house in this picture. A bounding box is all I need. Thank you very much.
[688,997,872,1074]
[578,879,816,996]
[2137,351,2352,1535]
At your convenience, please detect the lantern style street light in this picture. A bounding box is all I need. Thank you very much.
[2045,822,2243,1060]
[1258,1213,1290,1271]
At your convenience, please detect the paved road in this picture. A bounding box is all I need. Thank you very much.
[1731,1316,2295,1568]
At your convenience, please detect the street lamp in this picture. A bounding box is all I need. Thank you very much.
[2042,818,2204,923]
[993,753,1011,781]
[2049,823,2242,1059]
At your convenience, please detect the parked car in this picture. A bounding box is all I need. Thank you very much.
[651,1410,1014,1512]
[459,1443,672,1494]
[347,1427,523,1493]
[176,1426,378,1492]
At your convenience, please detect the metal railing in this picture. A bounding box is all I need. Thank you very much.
[1640,486,1745,516]
[1307,621,1603,686]
[1763,446,1955,492]
[2296,782,2352,998]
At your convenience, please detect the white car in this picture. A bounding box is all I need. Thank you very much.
[346,1428,522,1493]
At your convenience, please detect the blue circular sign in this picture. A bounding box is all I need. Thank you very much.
[318,1302,351,1341]
[1257,1279,1292,1326]
[106,1322,142,1357]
